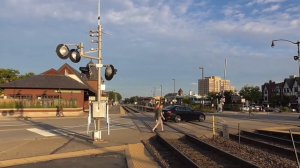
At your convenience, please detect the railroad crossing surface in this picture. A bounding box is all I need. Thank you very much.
[0,106,300,167]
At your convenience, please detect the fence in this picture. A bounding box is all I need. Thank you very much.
[0,98,77,108]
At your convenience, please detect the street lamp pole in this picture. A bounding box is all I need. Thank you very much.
[172,79,175,94]
[199,67,204,79]
[160,84,163,98]
[271,39,300,111]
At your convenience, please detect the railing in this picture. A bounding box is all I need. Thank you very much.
[0,98,78,108]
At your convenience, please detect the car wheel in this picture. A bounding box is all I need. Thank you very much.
[198,115,205,122]
[174,115,181,123]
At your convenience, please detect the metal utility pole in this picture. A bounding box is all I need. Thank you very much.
[160,84,163,98]
[199,67,204,79]
[96,0,103,141]
[172,79,175,94]
[224,58,227,80]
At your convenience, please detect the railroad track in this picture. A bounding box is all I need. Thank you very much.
[188,118,300,162]
[241,130,300,147]
[122,105,260,168]
[229,130,300,160]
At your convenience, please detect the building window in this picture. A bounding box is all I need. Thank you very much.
[295,87,298,92]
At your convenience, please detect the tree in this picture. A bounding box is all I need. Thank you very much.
[19,72,35,80]
[223,90,234,104]
[182,96,191,105]
[108,91,122,102]
[0,69,35,96]
[0,69,35,84]
[0,69,20,84]
[239,85,262,104]
[124,96,139,104]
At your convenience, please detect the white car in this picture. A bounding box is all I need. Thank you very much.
[241,106,249,111]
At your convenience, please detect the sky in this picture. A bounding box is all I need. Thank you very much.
[0,0,300,98]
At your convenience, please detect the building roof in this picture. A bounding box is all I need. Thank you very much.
[81,60,98,81]
[57,63,97,94]
[284,78,294,89]
[0,75,89,90]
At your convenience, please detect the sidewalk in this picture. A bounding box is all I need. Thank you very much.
[0,113,158,168]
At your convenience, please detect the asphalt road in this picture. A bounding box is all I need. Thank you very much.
[1,111,300,144]
[0,115,137,143]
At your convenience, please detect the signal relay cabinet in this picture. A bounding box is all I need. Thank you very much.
[91,101,108,118]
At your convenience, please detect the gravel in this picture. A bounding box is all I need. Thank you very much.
[143,137,187,168]
[144,135,298,168]
[201,137,297,168]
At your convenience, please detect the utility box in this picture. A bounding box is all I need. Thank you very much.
[92,101,106,118]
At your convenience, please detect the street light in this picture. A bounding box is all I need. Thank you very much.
[271,39,300,111]
[172,79,175,94]
[199,67,204,79]
[160,84,163,98]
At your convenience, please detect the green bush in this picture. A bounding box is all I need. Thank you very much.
[281,107,290,112]
[225,104,243,111]
[190,104,216,113]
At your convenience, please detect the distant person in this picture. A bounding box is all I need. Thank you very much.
[249,107,254,117]
[56,105,64,117]
[152,102,165,132]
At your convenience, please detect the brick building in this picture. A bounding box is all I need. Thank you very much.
[262,76,299,107]
[198,76,235,96]
[0,63,100,117]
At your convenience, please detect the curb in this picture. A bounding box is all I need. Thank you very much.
[0,145,125,168]
[0,143,158,168]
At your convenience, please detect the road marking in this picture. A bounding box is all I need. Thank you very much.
[27,128,57,137]
[0,124,33,127]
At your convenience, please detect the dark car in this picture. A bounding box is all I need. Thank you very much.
[162,105,205,122]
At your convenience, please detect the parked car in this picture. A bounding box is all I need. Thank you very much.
[241,106,249,111]
[250,105,261,111]
[162,105,206,122]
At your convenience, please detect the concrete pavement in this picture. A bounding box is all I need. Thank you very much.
[0,111,158,168]
[2,108,300,168]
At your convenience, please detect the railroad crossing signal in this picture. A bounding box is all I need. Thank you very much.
[105,64,117,81]
[55,43,117,81]
[56,44,69,60]
[56,44,81,63]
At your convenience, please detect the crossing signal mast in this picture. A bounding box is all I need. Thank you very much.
[55,0,116,141]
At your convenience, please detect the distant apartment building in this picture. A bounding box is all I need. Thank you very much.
[262,75,299,106]
[198,76,235,96]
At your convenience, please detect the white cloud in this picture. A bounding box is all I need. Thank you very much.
[177,0,193,15]
[223,6,245,19]
[1,0,300,97]
[247,0,286,5]
[209,20,277,35]
[285,6,300,13]
[262,4,280,12]
[290,20,300,28]
[0,0,96,22]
